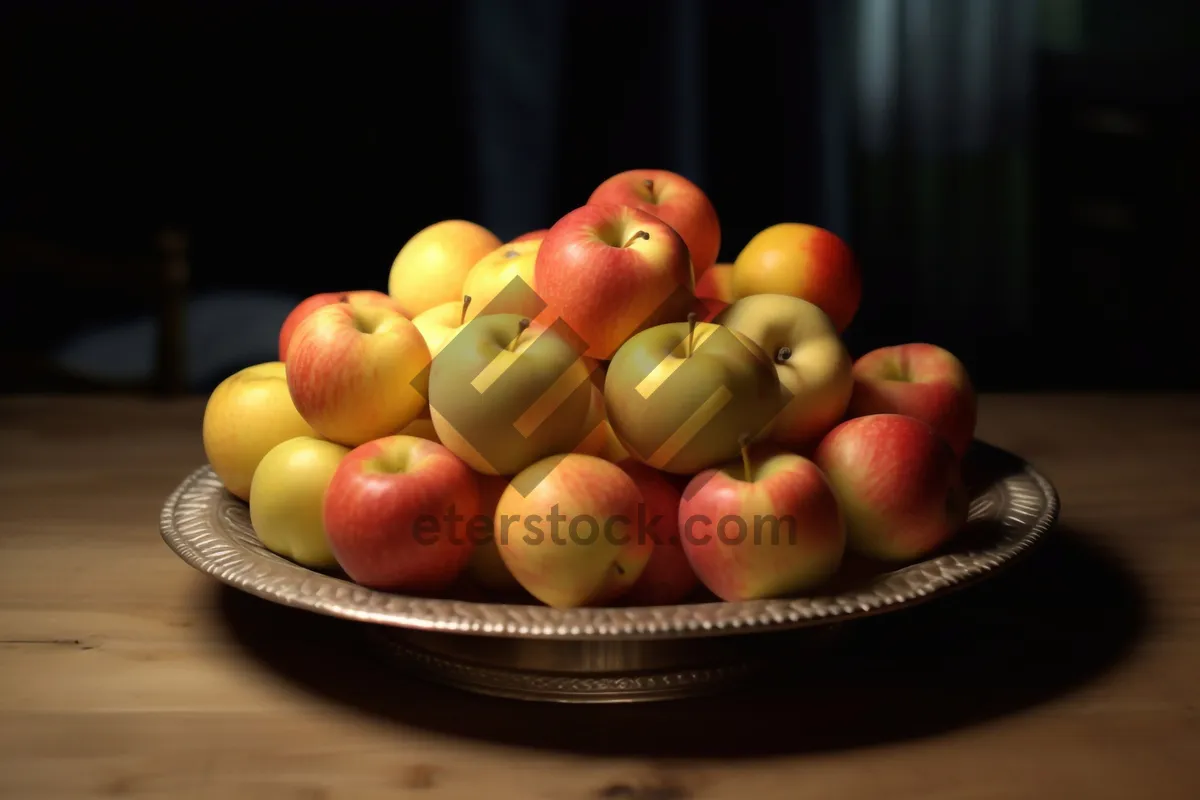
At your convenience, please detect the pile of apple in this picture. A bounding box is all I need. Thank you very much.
[201,169,977,609]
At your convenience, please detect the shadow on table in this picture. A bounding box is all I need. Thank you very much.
[212,524,1148,758]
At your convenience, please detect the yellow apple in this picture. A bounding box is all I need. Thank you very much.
[388,220,502,318]
[427,314,594,476]
[202,361,318,501]
[603,318,788,474]
[249,436,351,568]
[460,239,543,322]
[716,293,853,449]
[412,298,471,357]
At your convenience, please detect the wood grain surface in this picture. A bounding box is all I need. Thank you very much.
[1,394,1197,799]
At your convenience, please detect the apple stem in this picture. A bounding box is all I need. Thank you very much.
[461,295,472,326]
[643,178,654,196]
[510,318,531,351]
[504,249,519,259]
[776,346,792,363]
[622,230,650,248]
[686,312,698,358]
[738,433,753,483]
[337,293,349,304]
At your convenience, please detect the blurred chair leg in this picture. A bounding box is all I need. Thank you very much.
[461,0,569,240]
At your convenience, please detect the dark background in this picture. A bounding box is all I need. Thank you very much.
[1,0,1198,394]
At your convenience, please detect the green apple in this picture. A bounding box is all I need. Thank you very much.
[603,316,788,475]
[716,293,853,448]
[428,313,594,476]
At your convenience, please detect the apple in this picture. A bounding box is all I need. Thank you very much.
[202,361,318,501]
[695,262,735,303]
[603,316,787,475]
[286,300,431,447]
[510,228,549,245]
[732,223,862,332]
[813,413,968,562]
[494,453,653,608]
[847,343,977,459]
[716,294,853,449]
[278,290,403,362]
[618,461,698,606]
[679,438,845,602]
[534,203,694,360]
[388,219,502,318]
[412,298,471,358]
[322,434,480,591]
[249,436,350,568]
[460,238,543,323]
[465,474,523,593]
[427,313,595,476]
[587,169,721,277]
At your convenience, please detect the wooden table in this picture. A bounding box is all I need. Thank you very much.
[1,394,1197,799]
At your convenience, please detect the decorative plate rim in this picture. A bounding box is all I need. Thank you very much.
[159,441,1060,640]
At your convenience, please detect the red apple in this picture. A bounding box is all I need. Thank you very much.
[534,204,694,359]
[813,414,968,562]
[588,169,721,277]
[286,300,430,446]
[617,461,697,606]
[323,435,480,591]
[679,440,845,602]
[279,290,403,362]
[847,343,977,459]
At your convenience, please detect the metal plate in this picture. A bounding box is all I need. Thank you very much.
[160,440,1059,642]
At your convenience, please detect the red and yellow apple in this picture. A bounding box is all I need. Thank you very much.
[813,414,968,562]
[388,220,502,318]
[322,435,480,591]
[732,223,861,332]
[459,238,543,322]
[847,343,977,459]
[588,169,721,277]
[679,441,845,602]
[619,461,697,606]
[248,435,350,568]
[495,453,654,608]
[695,262,735,303]
[202,361,318,501]
[534,203,694,360]
[279,290,403,362]
[716,294,853,449]
[286,301,431,446]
